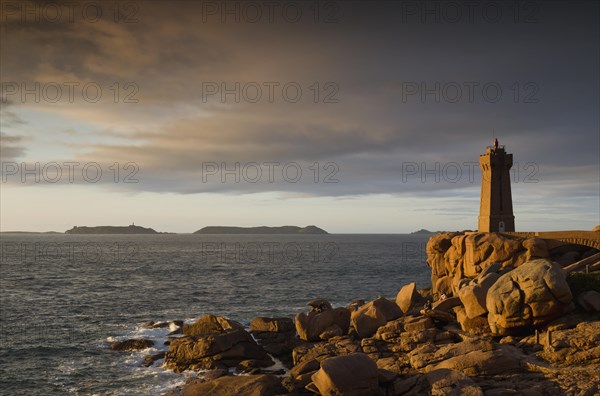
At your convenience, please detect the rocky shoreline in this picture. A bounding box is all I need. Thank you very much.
[110,231,600,395]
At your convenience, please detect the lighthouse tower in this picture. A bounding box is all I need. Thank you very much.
[478,139,515,232]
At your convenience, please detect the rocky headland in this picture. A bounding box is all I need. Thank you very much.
[110,230,600,395]
[194,225,328,235]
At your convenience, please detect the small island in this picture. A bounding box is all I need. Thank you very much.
[194,225,328,235]
[65,225,159,234]
[410,229,435,235]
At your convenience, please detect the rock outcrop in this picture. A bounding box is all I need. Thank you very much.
[426,231,598,298]
[183,314,244,336]
[133,231,600,396]
[351,297,403,338]
[164,315,273,372]
[396,282,422,314]
[250,317,298,367]
[110,339,154,351]
[308,353,379,396]
[426,232,533,297]
[295,301,350,341]
[457,266,502,319]
[487,259,573,335]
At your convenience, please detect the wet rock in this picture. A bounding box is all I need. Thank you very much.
[250,316,298,368]
[110,339,154,351]
[142,351,165,367]
[145,320,170,329]
[164,328,273,372]
[307,299,332,312]
[183,314,244,337]
[203,369,228,381]
[347,299,366,312]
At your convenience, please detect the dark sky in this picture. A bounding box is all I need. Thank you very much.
[1,0,598,232]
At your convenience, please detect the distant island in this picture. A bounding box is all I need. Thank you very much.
[65,225,160,234]
[0,231,62,234]
[410,229,435,234]
[194,225,328,235]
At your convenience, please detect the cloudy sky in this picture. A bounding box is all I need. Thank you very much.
[1,0,598,233]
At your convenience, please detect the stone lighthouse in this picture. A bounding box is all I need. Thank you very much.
[478,139,515,232]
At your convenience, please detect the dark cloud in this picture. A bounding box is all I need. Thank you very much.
[1,1,597,206]
[0,133,26,160]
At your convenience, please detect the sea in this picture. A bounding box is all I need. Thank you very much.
[0,233,431,395]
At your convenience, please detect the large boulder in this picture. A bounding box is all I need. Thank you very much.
[179,374,286,396]
[431,296,462,312]
[396,282,421,314]
[250,317,294,333]
[110,339,154,351]
[295,304,350,342]
[351,297,403,338]
[308,353,378,395]
[486,259,573,335]
[250,317,298,368]
[522,238,549,260]
[184,314,244,337]
[458,272,501,319]
[164,328,273,372]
